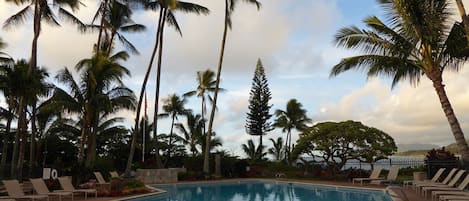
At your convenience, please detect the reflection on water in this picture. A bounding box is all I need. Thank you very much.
[131,181,392,201]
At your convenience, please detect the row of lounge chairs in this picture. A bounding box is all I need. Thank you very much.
[1,171,121,201]
[410,168,469,201]
[2,177,96,201]
[352,166,400,185]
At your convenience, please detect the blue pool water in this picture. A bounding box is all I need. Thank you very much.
[130,181,392,201]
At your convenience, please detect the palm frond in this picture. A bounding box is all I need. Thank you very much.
[3,6,32,29]
[58,8,87,32]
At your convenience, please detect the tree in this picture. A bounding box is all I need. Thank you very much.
[331,0,469,163]
[126,0,209,174]
[246,59,272,152]
[273,99,311,163]
[268,137,284,161]
[455,0,469,42]
[46,47,135,168]
[241,139,265,162]
[204,0,261,174]
[4,0,85,179]
[184,69,218,134]
[0,38,13,64]
[92,0,146,54]
[175,112,204,156]
[293,121,397,174]
[159,93,189,161]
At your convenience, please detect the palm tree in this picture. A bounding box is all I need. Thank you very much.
[455,0,469,41]
[4,0,85,179]
[274,99,311,162]
[47,47,135,168]
[76,48,135,168]
[159,94,189,160]
[175,112,204,156]
[242,139,265,162]
[199,131,222,156]
[126,0,209,174]
[204,0,261,174]
[268,137,284,161]
[331,0,469,162]
[184,69,219,134]
[93,0,146,54]
[0,62,17,177]
[0,38,13,64]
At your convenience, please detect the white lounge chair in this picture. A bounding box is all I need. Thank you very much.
[431,174,469,200]
[352,168,383,185]
[93,172,110,189]
[30,178,73,201]
[3,180,49,201]
[109,171,120,178]
[370,166,400,185]
[421,170,466,197]
[410,168,446,188]
[56,177,97,199]
[439,194,469,201]
[415,168,459,193]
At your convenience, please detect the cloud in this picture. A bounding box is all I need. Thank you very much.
[313,66,469,146]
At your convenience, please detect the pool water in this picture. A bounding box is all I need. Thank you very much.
[130,181,392,201]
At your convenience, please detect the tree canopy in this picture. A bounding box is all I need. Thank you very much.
[293,120,397,173]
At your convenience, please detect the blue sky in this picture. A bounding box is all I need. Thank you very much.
[1,0,469,156]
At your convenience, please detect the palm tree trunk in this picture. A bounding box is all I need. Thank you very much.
[204,0,229,174]
[168,114,175,162]
[16,96,27,180]
[85,113,98,168]
[455,0,469,42]
[152,8,167,168]
[1,113,12,178]
[78,111,90,163]
[125,8,164,175]
[10,120,19,178]
[96,0,108,51]
[429,71,469,163]
[201,96,205,135]
[284,129,290,162]
[28,104,37,177]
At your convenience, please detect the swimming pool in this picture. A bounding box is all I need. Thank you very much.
[129,181,392,201]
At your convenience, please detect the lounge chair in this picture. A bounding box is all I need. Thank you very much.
[56,177,97,199]
[421,170,466,197]
[3,180,49,201]
[370,166,400,185]
[439,194,469,201]
[415,168,459,193]
[431,174,469,200]
[30,178,73,201]
[386,186,409,201]
[93,172,110,189]
[352,168,383,185]
[410,168,446,187]
[109,171,120,178]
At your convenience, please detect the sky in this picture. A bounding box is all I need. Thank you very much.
[1,0,469,157]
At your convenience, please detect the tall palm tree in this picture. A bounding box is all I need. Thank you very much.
[331,0,469,162]
[455,0,469,41]
[268,137,284,161]
[274,99,311,162]
[0,62,17,177]
[126,0,209,174]
[46,47,135,168]
[75,48,135,168]
[159,94,189,160]
[184,69,219,134]
[4,0,85,179]
[204,0,261,174]
[175,112,204,156]
[92,0,146,55]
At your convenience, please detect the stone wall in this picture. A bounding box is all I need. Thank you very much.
[136,168,186,184]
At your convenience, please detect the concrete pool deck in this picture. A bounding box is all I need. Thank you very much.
[77,178,431,201]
